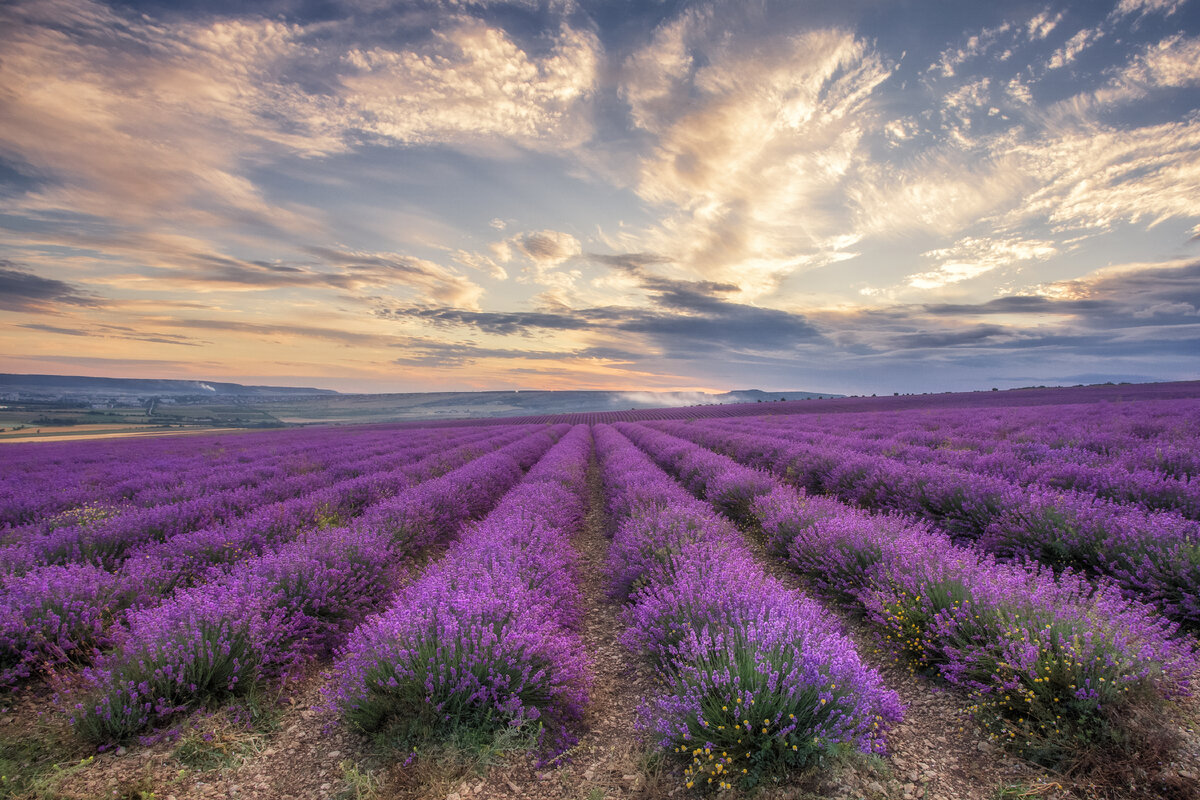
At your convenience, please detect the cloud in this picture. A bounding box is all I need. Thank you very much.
[154,318,406,347]
[920,259,1200,329]
[0,0,594,319]
[0,2,333,235]
[616,10,893,295]
[392,340,641,369]
[1111,0,1187,19]
[1047,27,1105,69]
[3,354,222,372]
[928,20,1014,78]
[890,325,1009,350]
[1026,10,1064,40]
[1007,117,1200,237]
[451,249,508,280]
[16,321,205,347]
[306,246,484,307]
[378,306,591,335]
[379,266,824,362]
[486,229,586,307]
[906,236,1058,289]
[1123,34,1200,89]
[0,263,102,312]
[340,20,599,149]
[859,28,1200,287]
[511,230,582,266]
[849,152,1035,238]
[17,323,89,337]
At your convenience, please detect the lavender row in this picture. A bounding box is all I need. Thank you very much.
[329,425,593,754]
[69,425,565,743]
[616,422,1199,770]
[648,419,1200,630]
[115,426,533,597]
[755,490,1197,770]
[0,425,372,526]
[0,425,509,576]
[595,424,900,791]
[718,398,1200,482]
[0,426,537,689]
[11,424,487,534]
[0,422,466,528]
[722,413,1200,518]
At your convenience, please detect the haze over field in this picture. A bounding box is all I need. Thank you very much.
[1,0,1199,395]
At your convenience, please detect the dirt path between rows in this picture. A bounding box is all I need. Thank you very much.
[434,455,662,800]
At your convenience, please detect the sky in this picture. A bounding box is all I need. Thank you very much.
[1,0,1199,396]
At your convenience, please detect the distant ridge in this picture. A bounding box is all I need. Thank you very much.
[0,373,338,398]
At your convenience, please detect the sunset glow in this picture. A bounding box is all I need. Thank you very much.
[2,0,1198,393]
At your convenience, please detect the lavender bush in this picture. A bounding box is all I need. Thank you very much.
[753,486,1197,768]
[0,564,124,688]
[595,425,901,790]
[71,427,565,743]
[650,419,1200,629]
[328,425,592,755]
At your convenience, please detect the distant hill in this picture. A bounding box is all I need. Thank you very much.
[0,373,841,427]
[257,388,841,424]
[0,373,337,399]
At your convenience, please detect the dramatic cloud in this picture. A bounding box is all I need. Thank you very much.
[340,20,599,149]
[907,236,1058,289]
[0,264,102,312]
[2,0,1198,394]
[616,9,894,294]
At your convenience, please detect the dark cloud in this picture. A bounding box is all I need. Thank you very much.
[924,262,1200,329]
[925,295,1084,315]
[0,263,103,313]
[17,321,205,347]
[371,257,1200,391]
[158,318,400,346]
[18,323,89,337]
[584,252,674,272]
[392,341,642,368]
[516,232,573,261]
[889,325,1008,349]
[378,274,823,360]
[150,249,479,308]
[7,354,221,370]
[379,307,592,335]
[640,276,741,314]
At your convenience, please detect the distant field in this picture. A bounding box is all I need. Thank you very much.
[0,424,258,443]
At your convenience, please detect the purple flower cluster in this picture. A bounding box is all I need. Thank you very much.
[0,426,514,575]
[613,422,775,524]
[753,485,1198,767]
[115,425,536,598]
[354,425,568,551]
[328,425,593,754]
[648,419,1200,629]
[1,423,424,528]
[0,563,124,687]
[594,425,901,790]
[605,420,1198,767]
[981,487,1200,626]
[70,426,565,742]
[698,399,1200,517]
[0,427,538,691]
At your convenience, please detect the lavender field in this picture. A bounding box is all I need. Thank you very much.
[2,384,1200,800]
